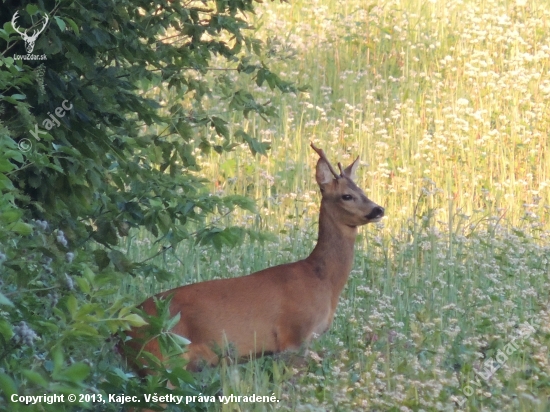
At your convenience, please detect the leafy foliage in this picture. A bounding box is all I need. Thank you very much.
[0,0,292,409]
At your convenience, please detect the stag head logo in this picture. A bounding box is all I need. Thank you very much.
[11,11,49,54]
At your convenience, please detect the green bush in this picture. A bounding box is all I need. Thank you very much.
[0,0,292,410]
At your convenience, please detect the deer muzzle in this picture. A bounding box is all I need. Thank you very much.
[365,206,384,222]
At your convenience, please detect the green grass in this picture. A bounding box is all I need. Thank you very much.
[126,0,550,410]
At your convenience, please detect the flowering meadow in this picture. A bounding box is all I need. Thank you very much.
[127,0,550,410]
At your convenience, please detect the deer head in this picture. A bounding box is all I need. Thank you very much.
[11,11,49,54]
[311,142,384,227]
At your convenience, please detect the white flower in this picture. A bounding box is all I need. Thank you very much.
[56,230,68,247]
[66,252,75,263]
[13,321,39,346]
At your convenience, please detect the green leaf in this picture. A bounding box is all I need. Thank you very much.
[64,17,79,36]
[94,220,118,246]
[66,294,78,316]
[4,149,24,163]
[122,314,148,327]
[81,264,96,282]
[0,209,23,224]
[0,292,13,307]
[54,16,66,31]
[0,96,18,104]
[139,265,172,281]
[25,4,39,14]
[93,250,110,270]
[0,373,17,399]
[0,158,15,172]
[71,323,101,337]
[211,116,229,138]
[59,363,90,382]
[51,347,64,375]
[65,50,87,70]
[0,174,14,190]
[8,221,33,235]
[0,56,13,67]
[0,319,13,340]
[234,129,270,156]
[224,195,256,213]
[169,332,191,346]
[108,250,133,273]
[165,312,181,331]
[22,370,48,387]
[256,68,266,86]
[167,366,195,384]
[74,276,90,293]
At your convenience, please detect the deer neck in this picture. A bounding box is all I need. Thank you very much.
[306,202,358,296]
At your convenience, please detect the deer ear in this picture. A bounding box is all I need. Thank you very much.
[343,156,360,181]
[316,159,335,186]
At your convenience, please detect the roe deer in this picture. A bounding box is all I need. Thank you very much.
[121,143,384,373]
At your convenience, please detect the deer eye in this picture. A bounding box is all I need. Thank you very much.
[341,194,353,201]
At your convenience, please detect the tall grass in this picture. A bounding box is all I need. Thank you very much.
[128,0,550,410]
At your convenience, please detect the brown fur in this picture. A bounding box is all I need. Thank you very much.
[120,143,384,373]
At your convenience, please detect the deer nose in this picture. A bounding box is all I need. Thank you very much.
[366,206,384,220]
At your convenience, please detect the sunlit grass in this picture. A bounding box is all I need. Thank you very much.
[128,0,550,410]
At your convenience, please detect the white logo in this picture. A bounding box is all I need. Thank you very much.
[11,11,49,54]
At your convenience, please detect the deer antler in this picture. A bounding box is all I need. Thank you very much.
[310,142,341,179]
[11,12,25,37]
[29,14,49,41]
